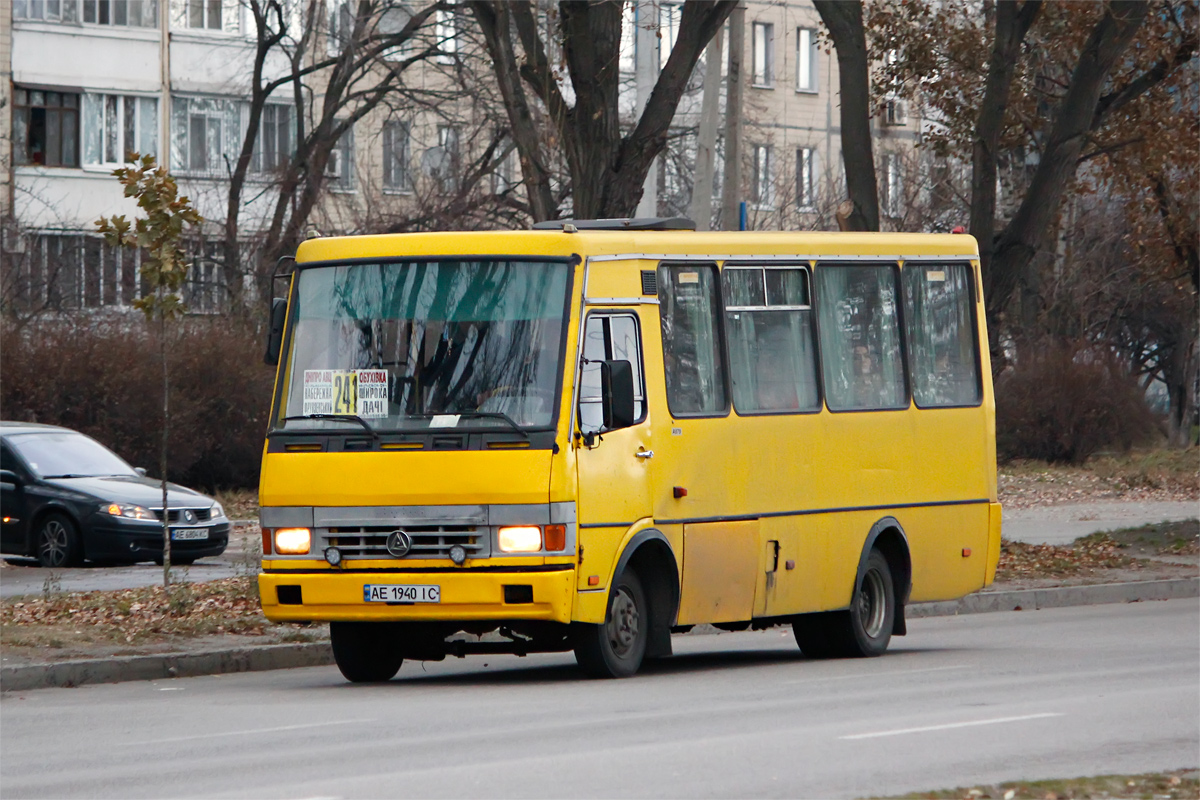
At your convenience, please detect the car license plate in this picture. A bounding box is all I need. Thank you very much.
[363,584,441,603]
[171,528,209,541]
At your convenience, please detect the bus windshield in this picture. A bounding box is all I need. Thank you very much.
[277,259,572,432]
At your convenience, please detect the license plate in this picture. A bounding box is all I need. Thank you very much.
[363,584,441,603]
[171,528,209,541]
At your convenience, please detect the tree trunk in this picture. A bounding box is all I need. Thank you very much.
[986,2,1149,341]
[970,0,1042,358]
[813,0,878,232]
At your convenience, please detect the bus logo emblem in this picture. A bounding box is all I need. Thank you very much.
[386,530,412,558]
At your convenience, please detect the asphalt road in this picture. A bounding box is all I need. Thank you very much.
[2,600,1196,799]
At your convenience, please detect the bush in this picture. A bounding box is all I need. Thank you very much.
[1,316,275,490]
[996,341,1161,464]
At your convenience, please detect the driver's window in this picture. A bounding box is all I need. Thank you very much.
[579,313,646,434]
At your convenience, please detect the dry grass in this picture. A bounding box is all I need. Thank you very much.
[1000,448,1199,509]
[879,769,1199,800]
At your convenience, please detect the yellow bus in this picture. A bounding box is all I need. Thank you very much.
[258,219,1002,682]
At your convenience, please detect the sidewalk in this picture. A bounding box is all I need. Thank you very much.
[1004,500,1198,546]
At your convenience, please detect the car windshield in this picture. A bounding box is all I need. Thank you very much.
[7,431,137,479]
[277,259,572,432]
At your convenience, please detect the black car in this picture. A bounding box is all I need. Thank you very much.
[0,422,230,567]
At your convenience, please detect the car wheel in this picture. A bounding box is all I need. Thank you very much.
[330,621,404,683]
[573,569,648,678]
[36,512,82,568]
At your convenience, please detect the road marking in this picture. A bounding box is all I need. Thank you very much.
[130,718,375,745]
[782,664,969,685]
[839,712,1063,740]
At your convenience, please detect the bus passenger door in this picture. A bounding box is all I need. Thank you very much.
[574,312,654,587]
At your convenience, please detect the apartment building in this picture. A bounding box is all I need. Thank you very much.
[2,0,920,315]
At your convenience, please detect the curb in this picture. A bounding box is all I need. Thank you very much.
[3,578,1197,692]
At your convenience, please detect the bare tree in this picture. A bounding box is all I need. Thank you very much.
[469,0,736,221]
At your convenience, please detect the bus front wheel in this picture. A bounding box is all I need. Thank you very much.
[330,621,404,682]
[573,569,648,678]
[793,549,895,658]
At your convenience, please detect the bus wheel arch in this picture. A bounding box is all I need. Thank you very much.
[573,530,680,677]
[860,517,912,637]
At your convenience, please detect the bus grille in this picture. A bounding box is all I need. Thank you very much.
[322,525,488,559]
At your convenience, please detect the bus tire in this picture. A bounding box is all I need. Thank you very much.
[573,569,648,678]
[791,611,843,658]
[842,549,895,657]
[330,621,403,682]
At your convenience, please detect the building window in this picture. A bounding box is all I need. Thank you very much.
[170,96,241,175]
[796,147,816,210]
[751,144,773,208]
[382,121,412,192]
[182,0,231,30]
[493,139,517,194]
[619,0,635,73]
[183,240,227,313]
[796,27,818,92]
[13,88,80,167]
[752,22,774,87]
[253,104,294,173]
[435,1,458,64]
[658,3,681,70]
[7,234,145,311]
[83,94,158,166]
[326,123,355,192]
[380,5,414,61]
[327,0,352,54]
[14,0,157,25]
[432,125,460,192]
[881,153,902,217]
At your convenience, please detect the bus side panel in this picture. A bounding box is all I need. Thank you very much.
[677,520,759,625]
[902,503,991,603]
[753,515,826,617]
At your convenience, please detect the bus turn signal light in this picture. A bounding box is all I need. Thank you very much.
[543,524,566,551]
[262,528,272,555]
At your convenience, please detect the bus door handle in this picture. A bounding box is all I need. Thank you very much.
[635,449,654,459]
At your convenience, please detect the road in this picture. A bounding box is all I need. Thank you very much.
[2,600,1196,799]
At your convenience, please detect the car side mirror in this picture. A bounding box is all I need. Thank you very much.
[601,360,636,431]
[0,469,19,488]
[264,297,287,366]
[135,467,147,477]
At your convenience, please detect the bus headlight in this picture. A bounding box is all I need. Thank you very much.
[274,528,312,555]
[497,526,541,553]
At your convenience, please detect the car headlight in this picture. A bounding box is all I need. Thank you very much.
[102,503,156,520]
[210,502,226,519]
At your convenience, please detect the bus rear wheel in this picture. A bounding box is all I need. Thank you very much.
[330,622,404,682]
[793,549,895,658]
[573,569,648,678]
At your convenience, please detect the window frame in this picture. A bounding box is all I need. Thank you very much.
[722,262,824,417]
[578,310,649,434]
[83,93,158,168]
[751,144,774,209]
[751,21,775,88]
[382,120,413,194]
[657,261,732,420]
[795,26,818,93]
[12,87,81,168]
[814,261,912,414]
[796,146,816,211]
[901,260,984,410]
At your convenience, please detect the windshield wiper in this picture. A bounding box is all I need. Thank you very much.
[407,411,530,439]
[282,413,380,440]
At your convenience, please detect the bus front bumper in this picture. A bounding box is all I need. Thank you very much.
[259,567,577,624]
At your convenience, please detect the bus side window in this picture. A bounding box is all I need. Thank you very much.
[658,264,729,416]
[579,313,646,434]
[902,263,982,407]
[723,266,821,414]
[816,264,908,411]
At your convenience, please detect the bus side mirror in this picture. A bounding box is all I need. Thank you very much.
[264,297,287,366]
[601,360,636,431]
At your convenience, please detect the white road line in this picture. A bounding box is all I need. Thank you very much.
[839,712,1064,740]
[782,664,970,685]
[130,719,376,746]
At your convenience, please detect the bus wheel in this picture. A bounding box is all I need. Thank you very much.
[791,611,842,658]
[573,569,648,678]
[330,621,403,682]
[843,549,895,657]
